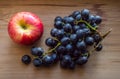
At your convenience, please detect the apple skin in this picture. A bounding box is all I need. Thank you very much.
[8,12,43,45]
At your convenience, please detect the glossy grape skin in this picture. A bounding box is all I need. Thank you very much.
[81,9,90,20]
[89,15,96,24]
[56,45,66,54]
[93,34,102,43]
[70,34,78,44]
[45,38,58,47]
[21,55,31,64]
[50,28,58,37]
[65,17,74,25]
[75,14,81,21]
[66,44,74,53]
[83,28,91,36]
[76,29,85,39]
[54,16,63,22]
[51,53,59,63]
[54,21,63,29]
[73,25,80,32]
[33,58,42,67]
[60,37,71,46]
[95,15,102,25]
[85,37,94,46]
[62,55,72,64]
[71,10,80,18]
[96,44,103,51]
[76,56,88,65]
[63,23,72,33]
[31,47,44,56]
[76,41,86,50]
[42,55,54,66]
[55,29,64,39]
[63,16,74,24]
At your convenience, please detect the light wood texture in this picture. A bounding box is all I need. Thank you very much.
[0,0,120,79]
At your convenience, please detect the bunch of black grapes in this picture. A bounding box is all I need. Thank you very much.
[21,9,111,69]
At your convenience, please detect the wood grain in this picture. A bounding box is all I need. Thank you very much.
[0,0,120,79]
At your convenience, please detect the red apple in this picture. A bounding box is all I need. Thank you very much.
[8,12,43,45]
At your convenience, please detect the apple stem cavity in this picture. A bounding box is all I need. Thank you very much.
[21,24,27,30]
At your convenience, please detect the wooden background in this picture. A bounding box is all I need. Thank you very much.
[0,0,120,79]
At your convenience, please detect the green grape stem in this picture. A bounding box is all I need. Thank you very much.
[43,42,61,56]
[42,20,112,57]
[78,20,97,31]
[75,19,102,37]
[89,28,112,54]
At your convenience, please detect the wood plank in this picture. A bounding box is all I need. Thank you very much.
[0,0,120,79]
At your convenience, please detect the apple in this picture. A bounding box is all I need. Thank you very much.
[8,12,43,45]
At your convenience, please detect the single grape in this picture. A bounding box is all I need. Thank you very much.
[66,44,74,53]
[63,23,72,33]
[62,55,72,64]
[42,55,54,66]
[56,45,66,54]
[60,37,71,46]
[83,28,91,36]
[31,47,44,56]
[72,10,80,18]
[54,16,63,22]
[96,44,103,51]
[33,58,42,67]
[93,34,102,43]
[21,55,31,64]
[75,14,81,21]
[76,29,85,39]
[55,29,64,40]
[45,38,58,47]
[51,53,59,63]
[65,17,74,25]
[54,21,63,29]
[63,16,68,23]
[95,15,102,25]
[85,36,94,46]
[50,28,58,37]
[70,34,78,44]
[81,9,90,20]
[76,40,86,50]
[76,56,88,65]
[73,25,80,32]
[89,15,96,24]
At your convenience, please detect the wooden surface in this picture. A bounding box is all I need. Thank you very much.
[0,0,120,79]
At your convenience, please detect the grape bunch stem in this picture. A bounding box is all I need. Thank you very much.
[90,28,112,54]
[43,19,112,57]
